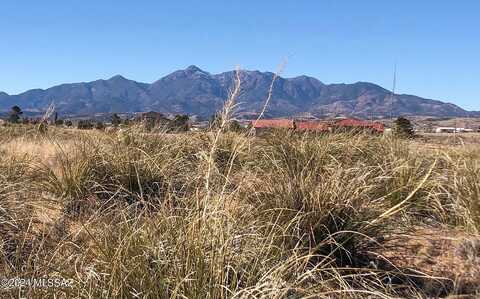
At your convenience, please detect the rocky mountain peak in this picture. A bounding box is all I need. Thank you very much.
[1,67,477,118]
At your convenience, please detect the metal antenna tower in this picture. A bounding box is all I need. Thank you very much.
[389,63,397,121]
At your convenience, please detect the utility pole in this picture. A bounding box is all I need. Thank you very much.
[454,117,457,145]
[389,63,397,127]
[453,106,460,145]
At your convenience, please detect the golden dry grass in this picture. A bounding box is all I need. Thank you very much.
[0,124,479,298]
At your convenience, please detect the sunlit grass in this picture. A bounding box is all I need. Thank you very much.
[0,124,479,298]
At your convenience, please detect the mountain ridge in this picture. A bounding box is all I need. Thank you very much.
[1,65,478,118]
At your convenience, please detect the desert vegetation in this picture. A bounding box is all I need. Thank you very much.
[0,73,479,298]
[0,117,479,298]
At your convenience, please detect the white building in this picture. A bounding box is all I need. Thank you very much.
[435,127,474,133]
[435,127,456,133]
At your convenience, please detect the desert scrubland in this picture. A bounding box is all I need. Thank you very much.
[1,124,479,298]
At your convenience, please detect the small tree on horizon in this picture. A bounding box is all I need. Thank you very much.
[77,119,94,130]
[393,117,415,138]
[8,105,23,123]
[228,120,242,132]
[170,114,189,132]
[111,113,122,127]
[95,121,105,130]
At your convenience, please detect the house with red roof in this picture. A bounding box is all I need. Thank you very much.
[332,118,385,133]
[251,119,295,134]
[296,120,330,132]
[251,118,384,135]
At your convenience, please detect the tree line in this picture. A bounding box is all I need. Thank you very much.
[2,105,192,132]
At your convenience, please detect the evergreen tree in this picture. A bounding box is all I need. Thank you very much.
[95,121,105,130]
[228,120,242,132]
[111,113,122,127]
[8,105,23,123]
[77,119,94,130]
[393,117,415,138]
[170,114,189,132]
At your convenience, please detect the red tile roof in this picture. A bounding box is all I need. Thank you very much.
[296,121,330,131]
[333,118,385,132]
[370,122,385,133]
[251,118,384,133]
[252,119,295,129]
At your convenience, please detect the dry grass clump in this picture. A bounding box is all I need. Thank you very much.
[0,123,479,298]
[427,147,480,233]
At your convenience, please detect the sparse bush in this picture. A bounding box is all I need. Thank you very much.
[8,105,23,123]
[95,121,105,130]
[393,116,415,138]
[229,119,243,132]
[111,113,122,127]
[169,114,190,132]
[38,121,48,134]
[77,119,94,130]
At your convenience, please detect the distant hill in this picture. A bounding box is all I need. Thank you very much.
[1,65,478,118]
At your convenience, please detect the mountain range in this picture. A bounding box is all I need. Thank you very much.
[0,65,477,119]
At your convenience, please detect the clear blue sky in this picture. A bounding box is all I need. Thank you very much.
[1,0,479,110]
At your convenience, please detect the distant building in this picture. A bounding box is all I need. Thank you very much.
[137,111,170,127]
[251,119,295,134]
[332,118,385,133]
[251,118,384,135]
[190,121,210,131]
[296,120,330,132]
[435,127,455,133]
[434,127,474,133]
[138,111,168,122]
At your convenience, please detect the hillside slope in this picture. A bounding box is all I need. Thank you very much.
[0,66,477,118]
